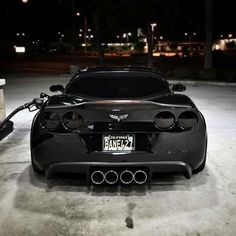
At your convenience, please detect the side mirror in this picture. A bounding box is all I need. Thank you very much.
[50,84,64,93]
[172,84,186,92]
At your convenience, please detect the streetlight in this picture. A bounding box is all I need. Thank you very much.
[76,12,87,52]
[150,23,157,32]
[184,32,197,56]
[122,32,132,43]
[150,23,157,49]
[22,0,28,3]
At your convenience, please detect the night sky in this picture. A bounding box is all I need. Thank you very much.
[0,0,234,42]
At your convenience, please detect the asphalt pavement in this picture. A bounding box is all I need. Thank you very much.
[0,74,235,236]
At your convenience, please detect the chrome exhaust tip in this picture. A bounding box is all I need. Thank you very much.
[133,170,147,184]
[91,170,105,185]
[104,170,119,184]
[120,170,134,184]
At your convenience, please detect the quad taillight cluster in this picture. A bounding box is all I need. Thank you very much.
[155,111,198,130]
[40,111,83,131]
[40,110,198,132]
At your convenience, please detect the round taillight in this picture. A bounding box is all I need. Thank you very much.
[178,111,198,129]
[63,112,83,130]
[155,112,175,129]
[40,111,60,130]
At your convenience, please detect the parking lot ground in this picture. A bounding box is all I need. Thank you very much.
[0,74,236,236]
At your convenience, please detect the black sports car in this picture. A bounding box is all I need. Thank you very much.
[0,67,207,184]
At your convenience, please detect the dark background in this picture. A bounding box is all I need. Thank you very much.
[0,0,234,42]
[0,0,235,78]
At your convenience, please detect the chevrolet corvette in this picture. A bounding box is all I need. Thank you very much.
[0,67,207,184]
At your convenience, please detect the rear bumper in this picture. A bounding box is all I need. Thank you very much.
[31,111,207,179]
[46,161,193,179]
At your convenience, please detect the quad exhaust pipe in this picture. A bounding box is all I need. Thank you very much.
[91,170,105,185]
[105,170,119,184]
[120,170,134,184]
[133,170,148,184]
[91,169,147,185]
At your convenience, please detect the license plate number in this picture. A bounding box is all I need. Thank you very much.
[103,135,135,151]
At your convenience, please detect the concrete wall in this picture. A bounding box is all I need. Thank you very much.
[0,79,6,122]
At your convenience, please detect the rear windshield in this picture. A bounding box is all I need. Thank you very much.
[65,71,170,99]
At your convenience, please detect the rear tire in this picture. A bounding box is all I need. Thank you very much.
[31,157,45,175]
[193,137,207,174]
[193,156,206,173]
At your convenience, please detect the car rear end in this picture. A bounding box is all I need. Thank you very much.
[31,68,207,184]
[31,99,207,184]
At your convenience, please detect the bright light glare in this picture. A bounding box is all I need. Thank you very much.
[76,12,80,16]
[22,0,28,3]
[228,34,233,38]
[14,46,26,53]
[150,23,157,32]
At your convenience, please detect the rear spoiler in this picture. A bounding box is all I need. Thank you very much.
[47,99,193,109]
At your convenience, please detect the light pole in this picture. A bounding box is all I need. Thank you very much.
[122,32,132,44]
[150,23,157,32]
[151,23,157,51]
[84,16,87,53]
[184,32,197,56]
[76,12,87,53]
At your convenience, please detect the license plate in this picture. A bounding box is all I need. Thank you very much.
[103,134,135,151]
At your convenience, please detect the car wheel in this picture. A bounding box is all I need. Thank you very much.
[193,138,207,173]
[193,156,206,173]
[31,158,45,175]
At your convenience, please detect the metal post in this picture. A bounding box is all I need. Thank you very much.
[84,16,87,53]
[0,79,6,122]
